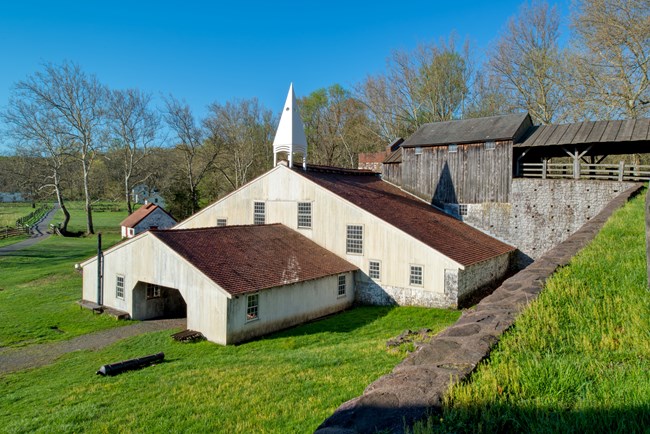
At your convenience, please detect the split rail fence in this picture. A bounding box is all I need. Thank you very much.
[521,162,650,182]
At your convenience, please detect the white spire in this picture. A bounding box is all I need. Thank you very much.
[273,83,307,168]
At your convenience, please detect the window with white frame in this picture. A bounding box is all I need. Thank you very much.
[410,265,423,286]
[116,275,125,300]
[146,283,162,299]
[253,202,265,225]
[459,204,468,216]
[337,274,347,297]
[415,146,423,155]
[297,202,312,229]
[246,293,259,321]
[216,218,227,227]
[369,260,381,280]
[448,144,458,153]
[485,140,496,150]
[346,225,363,254]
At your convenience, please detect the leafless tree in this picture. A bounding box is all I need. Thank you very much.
[163,96,217,214]
[569,0,650,120]
[13,62,107,234]
[488,0,568,124]
[204,98,274,190]
[107,88,159,214]
[2,98,73,233]
[357,37,472,143]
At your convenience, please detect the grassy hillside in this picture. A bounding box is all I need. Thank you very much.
[413,192,650,433]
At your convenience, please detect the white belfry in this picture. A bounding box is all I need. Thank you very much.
[273,83,307,168]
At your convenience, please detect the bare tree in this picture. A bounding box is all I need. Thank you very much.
[2,98,73,233]
[357,37,472,143]
[13,62,107,234]
[488,1,568,124]
[569,0,650,120]
[163,96,217,214]
[204,98,274,190]
[107,88,159,214]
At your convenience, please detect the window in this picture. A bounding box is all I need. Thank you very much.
[410,265,423,286]
[246,293,259,321]
[485,140,496,150]
[369,260,381,280]
[448,144,458,153]
[459,204,468,216]
[216,218,227,227]
[338,274,347,297]
[146,283,161,299]
[297,202,312,229]
[346,225,363,254]
[116,275,125,300]
[415,146,423,155]
[253,202,265,225]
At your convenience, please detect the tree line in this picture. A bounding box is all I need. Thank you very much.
[1,0,647,234]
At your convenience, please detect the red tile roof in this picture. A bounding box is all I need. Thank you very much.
[151,224,358,295]
[120,204,174,228]
[295,166,515,266]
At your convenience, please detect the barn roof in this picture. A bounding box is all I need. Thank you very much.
[151,224,358,295]
[514,118,650,148]
[401,113,532,148]
[120,203,175,228]
[295,166,515,266]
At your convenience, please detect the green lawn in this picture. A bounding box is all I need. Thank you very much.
[0,307,459,433]
[0,203,41,227]
[51,201,129,235]
[0,202,129,347]
[413,192,650,433]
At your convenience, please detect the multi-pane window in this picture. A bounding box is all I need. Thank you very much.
[146,283,161,299]
[459,204,468,216]
[216,218,227,227]
[246,293,259,321]
[297,202,312,229]
[369,261,381,280]
[410,265,423,286]
[253,202,265,225]
[116,275,125,299]
[346,225,363,254]
[337,274,347,297]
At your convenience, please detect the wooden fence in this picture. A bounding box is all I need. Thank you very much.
[521,162,650,182]
[1,226,30,240]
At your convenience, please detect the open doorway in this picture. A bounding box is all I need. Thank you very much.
[132,282,187,320]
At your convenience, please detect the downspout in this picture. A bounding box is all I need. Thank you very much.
[97,233,103,305]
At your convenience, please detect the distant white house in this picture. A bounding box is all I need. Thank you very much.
[131,185,166,208]
[120,203,176,238]
[80,84,515,345]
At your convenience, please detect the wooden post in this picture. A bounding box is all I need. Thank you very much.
[619,161,625,182]
[646,183,650,290]
[542,158,547,180]
[574,155,581,180]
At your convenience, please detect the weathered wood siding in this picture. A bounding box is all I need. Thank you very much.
[401,141,513,204]
[382,163,401,186]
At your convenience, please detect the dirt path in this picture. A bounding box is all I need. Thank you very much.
[0,204,60,255]
[0,318,185,375]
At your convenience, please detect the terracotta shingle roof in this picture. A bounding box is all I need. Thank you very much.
[120,203,165,228]
[296,166,515,266]
[151,224,358,295]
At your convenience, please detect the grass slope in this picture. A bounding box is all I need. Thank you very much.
[0,307,460,433]
[413,192,650,433]
[0,203,41,227]
[0,202,129,347]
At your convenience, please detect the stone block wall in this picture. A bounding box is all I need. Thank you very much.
[462,179,636,266]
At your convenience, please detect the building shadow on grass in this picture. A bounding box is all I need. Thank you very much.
[251,305,396,343]
[318,401,650,434]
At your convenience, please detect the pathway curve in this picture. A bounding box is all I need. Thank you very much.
[0,318,186,375]
[0,204,60,255]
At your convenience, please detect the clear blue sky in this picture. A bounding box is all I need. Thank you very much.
[0,0,571,152]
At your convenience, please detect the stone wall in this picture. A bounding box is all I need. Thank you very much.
[462,179,637,266]
[355,280,457,308]
[458,254,511,301]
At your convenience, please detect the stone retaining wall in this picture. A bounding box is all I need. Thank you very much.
[315,184,642,434]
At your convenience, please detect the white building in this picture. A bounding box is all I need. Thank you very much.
[80,84,514,345]
[120,203,177,238]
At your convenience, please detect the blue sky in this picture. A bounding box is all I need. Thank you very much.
[0,0,571,152]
